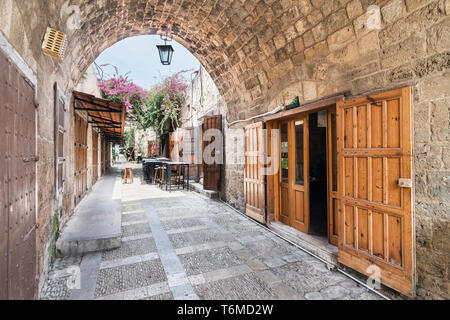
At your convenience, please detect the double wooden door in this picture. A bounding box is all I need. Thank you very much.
[243,87,414,296]
[279,116,309,233]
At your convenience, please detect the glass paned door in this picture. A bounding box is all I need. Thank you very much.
[279,122,290,225]
[295,120,304,186]
[278,116,309,233]
[290,116,309,233]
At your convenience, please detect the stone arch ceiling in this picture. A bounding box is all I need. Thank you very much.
[36,0,351,121]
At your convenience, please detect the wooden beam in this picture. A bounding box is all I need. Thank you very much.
[263,92,349,122]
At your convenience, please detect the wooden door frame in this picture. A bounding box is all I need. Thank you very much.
[278,119,291,226]
[269,104,339,244]
[327,108,339,246]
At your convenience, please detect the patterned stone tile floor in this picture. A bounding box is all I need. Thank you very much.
[40,165,381,300]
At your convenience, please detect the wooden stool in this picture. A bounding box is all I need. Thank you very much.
[123,167,134,184]
[153,166,161,184]
[159,167,166,188]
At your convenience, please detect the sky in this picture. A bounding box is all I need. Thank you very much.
[95,35,201,90]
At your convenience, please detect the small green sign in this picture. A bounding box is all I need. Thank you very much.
[281,158,288,169]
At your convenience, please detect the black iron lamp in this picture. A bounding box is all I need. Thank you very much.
[157,33,174,65]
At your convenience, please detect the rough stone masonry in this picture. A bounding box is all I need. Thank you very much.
[0,0,448,299]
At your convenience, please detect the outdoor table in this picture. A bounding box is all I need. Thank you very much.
[142,158,170,183]
[162,162,190,191]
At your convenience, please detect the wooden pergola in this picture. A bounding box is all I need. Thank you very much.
[73,90,125,143]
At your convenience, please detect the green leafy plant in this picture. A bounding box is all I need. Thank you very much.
[143,71,189,135]
[48,211,61,264]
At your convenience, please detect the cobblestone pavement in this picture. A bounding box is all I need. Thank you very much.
[41,165,381,300]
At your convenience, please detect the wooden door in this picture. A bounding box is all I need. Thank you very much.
[278,118,309,233]
[74,113,88,206]
[336,87,414,297]
[244,122,265,224]
[289,117,309,233]
[0,49,37,299]
[279,121,290,225]
[92,131,98,184]
[54,84,66,194]
[265,121,278,223]
[202,115,222,191]
[327,110,339,246]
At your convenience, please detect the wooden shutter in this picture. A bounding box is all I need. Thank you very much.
[336,87,414,297]
[101,138,105,174]
[54,84,66,193]
[148,140,160,156]
[202,115,222,191]
[74,113,88,206]
[92,131,98,183]
[244,122,266,224]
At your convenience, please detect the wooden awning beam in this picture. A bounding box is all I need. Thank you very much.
[92,126,121,130]
[263,91,350,122]
[73,90,125,139]
[88,115,121,125]
[75,106,122,113]
[74,97,121,113]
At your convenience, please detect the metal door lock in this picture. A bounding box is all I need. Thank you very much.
[397,178,412,188]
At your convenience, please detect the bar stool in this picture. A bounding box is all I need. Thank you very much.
[153,166,161,184]
[123,167,133,184]
[159,167,167,188]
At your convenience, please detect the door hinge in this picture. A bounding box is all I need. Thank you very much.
[23,156,39,163]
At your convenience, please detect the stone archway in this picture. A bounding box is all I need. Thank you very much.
[59,0,341,122]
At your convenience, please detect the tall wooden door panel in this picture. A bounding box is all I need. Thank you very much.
[244,122,265,224]
[277,118,309,233]
[279,122,290,225]
[0,49,37,299]
[101,138,106,174]
[327,110,339,246]
[74,113,88,207]
[202,115,222,191]
[337,87,414,296]
[92,131,98,184]
[290,118,309,233]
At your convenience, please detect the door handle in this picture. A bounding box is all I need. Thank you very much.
[397,178,412,188]
[23,156,39,163]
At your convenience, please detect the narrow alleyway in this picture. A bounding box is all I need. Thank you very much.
[41,165,380,300]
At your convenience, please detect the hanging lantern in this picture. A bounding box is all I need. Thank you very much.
[157,33,174,65]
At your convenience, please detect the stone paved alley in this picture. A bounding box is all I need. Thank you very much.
[41,165,380,300]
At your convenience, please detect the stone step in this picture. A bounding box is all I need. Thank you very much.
[268,221,338,267]
[188,182,219,199]
[56,170,122,256]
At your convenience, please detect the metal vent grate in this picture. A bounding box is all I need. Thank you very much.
[41,27,67,60]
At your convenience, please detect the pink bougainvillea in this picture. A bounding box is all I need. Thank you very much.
[97,64,189,136]
[97,64,148,118]
[98,75,147,115]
